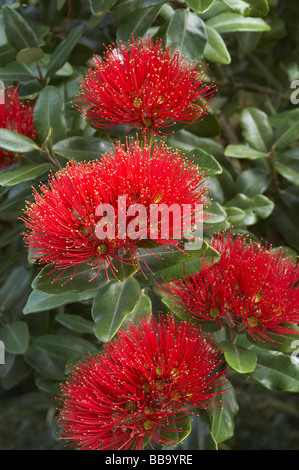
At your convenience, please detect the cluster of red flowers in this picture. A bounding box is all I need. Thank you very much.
[74,36,216,136]
[18,35,299,451]
[57,314,226,450]
[160,232,299,341]
[0,86,37,168]
[22,138,209,281]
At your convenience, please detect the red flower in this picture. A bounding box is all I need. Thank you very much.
[160,232,299,341]
[0,86,37,168]
[22,138,209,281]
[74,36,216,136]
[57,314,226,450]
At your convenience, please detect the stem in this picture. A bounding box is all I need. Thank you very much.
[35,60,48,88]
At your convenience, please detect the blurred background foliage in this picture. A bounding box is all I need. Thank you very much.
[0,0,298,450]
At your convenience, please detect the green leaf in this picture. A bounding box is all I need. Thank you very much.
[92,277,141,342]
[274,148,299,187]
[55,314,95,334]
[23,288,98,314]
[89,0,118,15]
[33,334,98,362]
[187,113,221,138]
[166,9,207,62]
[208,380,239,444]
[0,321,29,355]
[25,344,66,380]
[243,341,299,392]
[0,163,51,187]
[269,108,299,149]
[0,60,38,81]
[0,129,39,154]
[225,193,274,225]
[186,0,216,14]
[53,136,113,161]
[206,12,270,33]
[16,47,44,64]
[240,108,273,152]
[234,168,271,197]
[32,257,139,294]
[224,144,267,160]
[176,410,217,450]
[111,0,165,13]
[189,148,223,175]
[46,24,86,78]
[221,0,269,17]
[224,206,246,225]
[220,341,257,373]
[0,267,31,312]
[247,324,299,353]
[117,5,162,42]
[33,86,67,145]
[206,201,227,223]
[2,5,38,51]
[204,24,231,64]
[158,412,192,447]
[273,188,299,251]
[134,242,218,287]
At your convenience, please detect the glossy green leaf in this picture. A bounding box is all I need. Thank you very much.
[221,0,269,17]
[0,60,38,81]
[2,5,38,51]
[240,108,273,152]
[208,380,239,444]
[33,334,97,361]
[0,267,31,312]
[177,411,217,450]
[92,277,141,342]
[0,163,51,187]
[247,345,299,392]
[273,189,299,251]
[0,321,29,355]
[53,136,113,161]
[187,113,221,138]
[158,413,192,447]
[55,314,95,334]
[25,344,66,380]
[225,193,274,225]
[206,201,227,223]
[186,0,215,13]
[274,148,299,187]
[23,288,98,314]
[32,257,139,294]
[16,47,44,64]
[224,144,267,160]
[117,5,162,42]
[206,12,270,33]
[111,0,165,13]
[33,86,67,145]
[166,9,207,62]
[189,148,223,175]
[89,0,118,15]
[220,341,257,373]
[134,242,218,287]
[0,129,39,154]
[46,24,86,78]
[224,206,246,225]
[247,324,299,353]
[269,108,299,149]
[234,168,271,196]
[204,24,231,64]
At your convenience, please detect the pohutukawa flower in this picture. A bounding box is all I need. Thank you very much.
[57,314,226,450]
[160,232,299,341]
[22,138,209,281]
[0,86,37,168]
[74,36,216,136]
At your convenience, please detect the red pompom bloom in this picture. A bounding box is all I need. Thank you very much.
[160,232,299,341]
[57,314,226,450]
[0,86,37,168]
[22,139,209,282]
[74,36,216,136]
